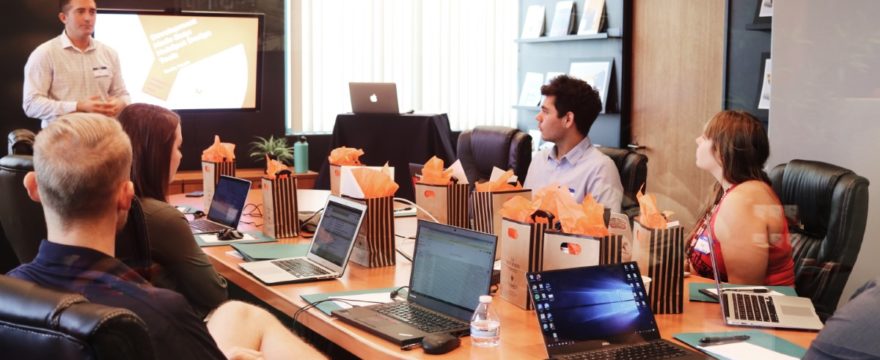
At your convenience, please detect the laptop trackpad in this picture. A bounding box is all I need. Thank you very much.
[780,305,814,318]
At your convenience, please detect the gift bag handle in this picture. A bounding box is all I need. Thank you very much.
[530,210,561,230]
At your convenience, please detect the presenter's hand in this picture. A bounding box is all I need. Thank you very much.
[104,97,126,117]
[76,96,117,116]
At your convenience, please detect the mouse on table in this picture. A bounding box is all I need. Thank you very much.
[218,228,244,241]
[421,333,460,355]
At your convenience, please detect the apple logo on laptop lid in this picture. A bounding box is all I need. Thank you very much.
[370,93,378,103]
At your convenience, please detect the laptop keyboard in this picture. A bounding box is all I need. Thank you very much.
[271,259,330,277]
[558,340,689,360]
[190,219,229,233]
[374,302,465,333]
[728,292,779,323]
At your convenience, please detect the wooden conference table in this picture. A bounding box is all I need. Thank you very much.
[170,190,818,359]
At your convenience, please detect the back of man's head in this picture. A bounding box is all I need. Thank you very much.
[541,75,602,137]
[34,113,132,223]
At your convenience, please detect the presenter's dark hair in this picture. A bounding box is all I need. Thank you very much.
[59,0,72,12]
[117,103,181,201]
[540,74,602,137]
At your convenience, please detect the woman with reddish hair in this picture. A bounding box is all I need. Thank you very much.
[687,110,794,286]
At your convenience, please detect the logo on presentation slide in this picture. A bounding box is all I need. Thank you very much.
[369,94,378,103]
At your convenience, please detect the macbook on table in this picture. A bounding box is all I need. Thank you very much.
[527,263,708,360]
[349,82,400,114]
[239,195,367,285]
[703,232,824,331]
[333,220,497,347]
[190,175,251,234]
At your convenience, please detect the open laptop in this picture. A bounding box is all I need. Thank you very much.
[239,196,366,285]
[349,82,400,114]
[190,175,251,234]
[527,263,708,360]
[333,220,497,347]
[704,232,824,330]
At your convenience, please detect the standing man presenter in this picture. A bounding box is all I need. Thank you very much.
[23,0,129,128]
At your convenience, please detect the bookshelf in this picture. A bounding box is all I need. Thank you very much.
[516,0,631,148]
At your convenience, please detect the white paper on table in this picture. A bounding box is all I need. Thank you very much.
[699,341,798,360]
[330,292,395,310]
[226,250,243,260]
[448,160,469,184]
[340,165,395,199]
[489,167,518,184]
[199,233,258,244]
[518,72,545,107]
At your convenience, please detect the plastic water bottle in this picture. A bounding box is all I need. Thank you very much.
[293,136,309,174]
[470,295,500,347]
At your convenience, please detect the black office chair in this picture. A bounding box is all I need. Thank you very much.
[0,129,152,279]
[0,275,154,359]
[769,159,870,321]
[597,147,648,220]
[0,130,44,273]
[457,126,532,184]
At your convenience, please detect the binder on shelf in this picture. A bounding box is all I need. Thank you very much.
[518,72,545,107]
[548,1,576,37]
[521,5,545,39]
[577,0,606,35]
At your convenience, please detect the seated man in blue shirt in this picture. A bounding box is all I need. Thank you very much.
[7,113,325,360]
[524,75,624,212]
[803,276,880,359]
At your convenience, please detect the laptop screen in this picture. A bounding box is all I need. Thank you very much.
[527,263,660,355]
[308,198,364,267]
[408,220,497,321]
[207,176,251,227]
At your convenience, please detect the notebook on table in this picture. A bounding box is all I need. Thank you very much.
[333,220,497,347]
[349,82,400,114]
[238,196,366,285]
[189,175,251,234]
[703,232,823,331]
[527,263,708,360]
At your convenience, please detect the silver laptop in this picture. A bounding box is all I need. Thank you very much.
[239,196,367,285]
[349,82,399,114]
[704,231,823,331]
[190,175,251,234]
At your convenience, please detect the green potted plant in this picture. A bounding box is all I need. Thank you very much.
[249,135,294,165]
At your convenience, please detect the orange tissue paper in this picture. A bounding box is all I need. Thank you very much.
[351,165,399,198]
[328,147,364,166]
[475,169,523,192]
[499,196,539,223]
[636,189,668,229]
[419,156,454,185]
[201,135,236,162]
[265,155,290,180]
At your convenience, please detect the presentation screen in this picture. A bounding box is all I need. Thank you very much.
[94,10,263,111]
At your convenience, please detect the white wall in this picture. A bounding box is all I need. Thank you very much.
[770,0,879,306]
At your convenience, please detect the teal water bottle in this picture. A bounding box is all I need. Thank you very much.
[294,136,309,174]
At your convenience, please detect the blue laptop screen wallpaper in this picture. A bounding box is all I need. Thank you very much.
[527,263,659,349]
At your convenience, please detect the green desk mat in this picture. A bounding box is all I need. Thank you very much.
[674,330,806,359]
[194,230,276,247]
[301,287,400,316]
[231,243,310,261]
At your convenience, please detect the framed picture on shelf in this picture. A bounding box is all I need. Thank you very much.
[756,52,771,110]
[568,58,613,112]
[753,0,772,24]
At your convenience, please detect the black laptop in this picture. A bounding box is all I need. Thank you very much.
[527,263,709,360]
[333,220,497,347]
[190,175,251,234]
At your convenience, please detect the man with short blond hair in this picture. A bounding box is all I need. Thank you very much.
[8,113,325,359]
[23,0,129,128]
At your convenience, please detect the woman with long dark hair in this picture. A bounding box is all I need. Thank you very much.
[687,110,794,286]
[118,103,227,316]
